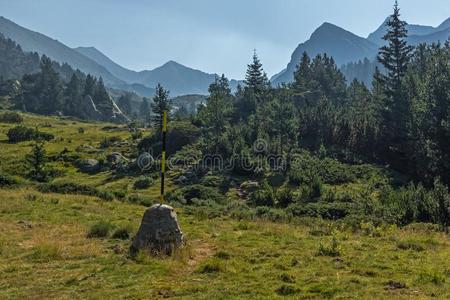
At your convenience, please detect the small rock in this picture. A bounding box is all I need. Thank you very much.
[385,280,407,290]
[240,181,260,193]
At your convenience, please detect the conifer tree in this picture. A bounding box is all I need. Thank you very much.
[139,97,151,122]
[377,1,413,141]
[64,73,84,117]
[201,75,232,154]
[151,83,171,130]
[83,74,97,97]
[118,93,133,115]
[244,50,270,94]
[35,56,63,114]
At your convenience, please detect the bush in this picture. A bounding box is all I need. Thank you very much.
[133,176,154,190]
[87,221,113,238]
[138,122,200,156]
[276,187,295,208]
[287,202,352,220]
[255,206,289,222]
[288,151,357,185]
[248,181,275,207]
[127,194,153,206]
[100,136,122,148]
[112,226,131,240]
[381,183,440,226]
[77,127,85,134]
[167,184,223,204]
[7,126,54,143]
[38,182,114,201]
[316,235,341,257]
[0,173,18,187]
[0,112,23,123]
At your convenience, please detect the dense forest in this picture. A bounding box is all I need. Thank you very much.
[164,3,448,229]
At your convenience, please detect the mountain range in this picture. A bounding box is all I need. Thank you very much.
[272,17,450,85]
[1,15,449,94]
[0,16,239,97]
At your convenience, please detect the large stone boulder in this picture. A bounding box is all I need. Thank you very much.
[76,158,101,173]
[130,204,184,255]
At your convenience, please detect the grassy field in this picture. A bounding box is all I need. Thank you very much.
[0,112,449,299]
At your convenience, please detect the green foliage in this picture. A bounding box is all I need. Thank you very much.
[7,126,54,143]
[99,136,122,148]
[167,184,223,205]
[151,83,172,130]
[316,235,341,257]
[0,111,23,123]
[111,226,131,240]
[38,182,114,201]
[26,139,49,182]
[287,202,352,220]
[87,221,113,238]
[133,176,154,190]
[248,182,275,207]
[276,187,295,208]
[0,173,18,186]
[138,121,200,156]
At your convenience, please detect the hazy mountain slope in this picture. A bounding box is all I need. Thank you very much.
[408,28,450,45]
[76,47,241,96]
[0,16,154,97]
[368,17,450,46]
[272,23,378,85]
[74,46,142,84]
[0,16,123,86]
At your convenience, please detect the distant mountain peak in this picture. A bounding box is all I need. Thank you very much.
[438,17,450,30]
[312,22,344,35]
[162,60,183,67]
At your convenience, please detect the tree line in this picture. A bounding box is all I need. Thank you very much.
[187,2,450,187]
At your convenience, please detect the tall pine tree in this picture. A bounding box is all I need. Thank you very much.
[151,83,171,130]
[244,50,270,95]
[376,0,413,169]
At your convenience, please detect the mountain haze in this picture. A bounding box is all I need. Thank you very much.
[75,47,241,96]
[271,23,378,85]
[0,16,239,97]
[368,17,450,46]
[273,17,450,85]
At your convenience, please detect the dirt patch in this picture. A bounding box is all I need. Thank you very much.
[187,240,216,268]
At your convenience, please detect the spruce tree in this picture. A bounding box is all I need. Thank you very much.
[201,74,232,154]
[118,93,133,115]
[64,73,84,118]
[139,97,151,123]
[378,1,413,97]
[35,56,63,114]
[151,83,171,130]
[27,137,48,182]
[244,50,270,94]
[83,74,97,97]
[377,2,413,131]
[93,77,113,116]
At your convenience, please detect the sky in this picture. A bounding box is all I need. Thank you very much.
[1,0,449,79]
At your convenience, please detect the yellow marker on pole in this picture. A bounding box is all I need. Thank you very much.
[160,111,167,204]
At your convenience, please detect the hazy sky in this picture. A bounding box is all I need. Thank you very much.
[1,0,449,79]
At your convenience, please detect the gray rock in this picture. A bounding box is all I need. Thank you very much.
[240,181,260,192]
[76,158,100,173]
[130,204,184,256]
[175,175,188,185]
[107,152,127,164]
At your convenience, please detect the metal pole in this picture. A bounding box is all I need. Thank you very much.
[160,111,167,204]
